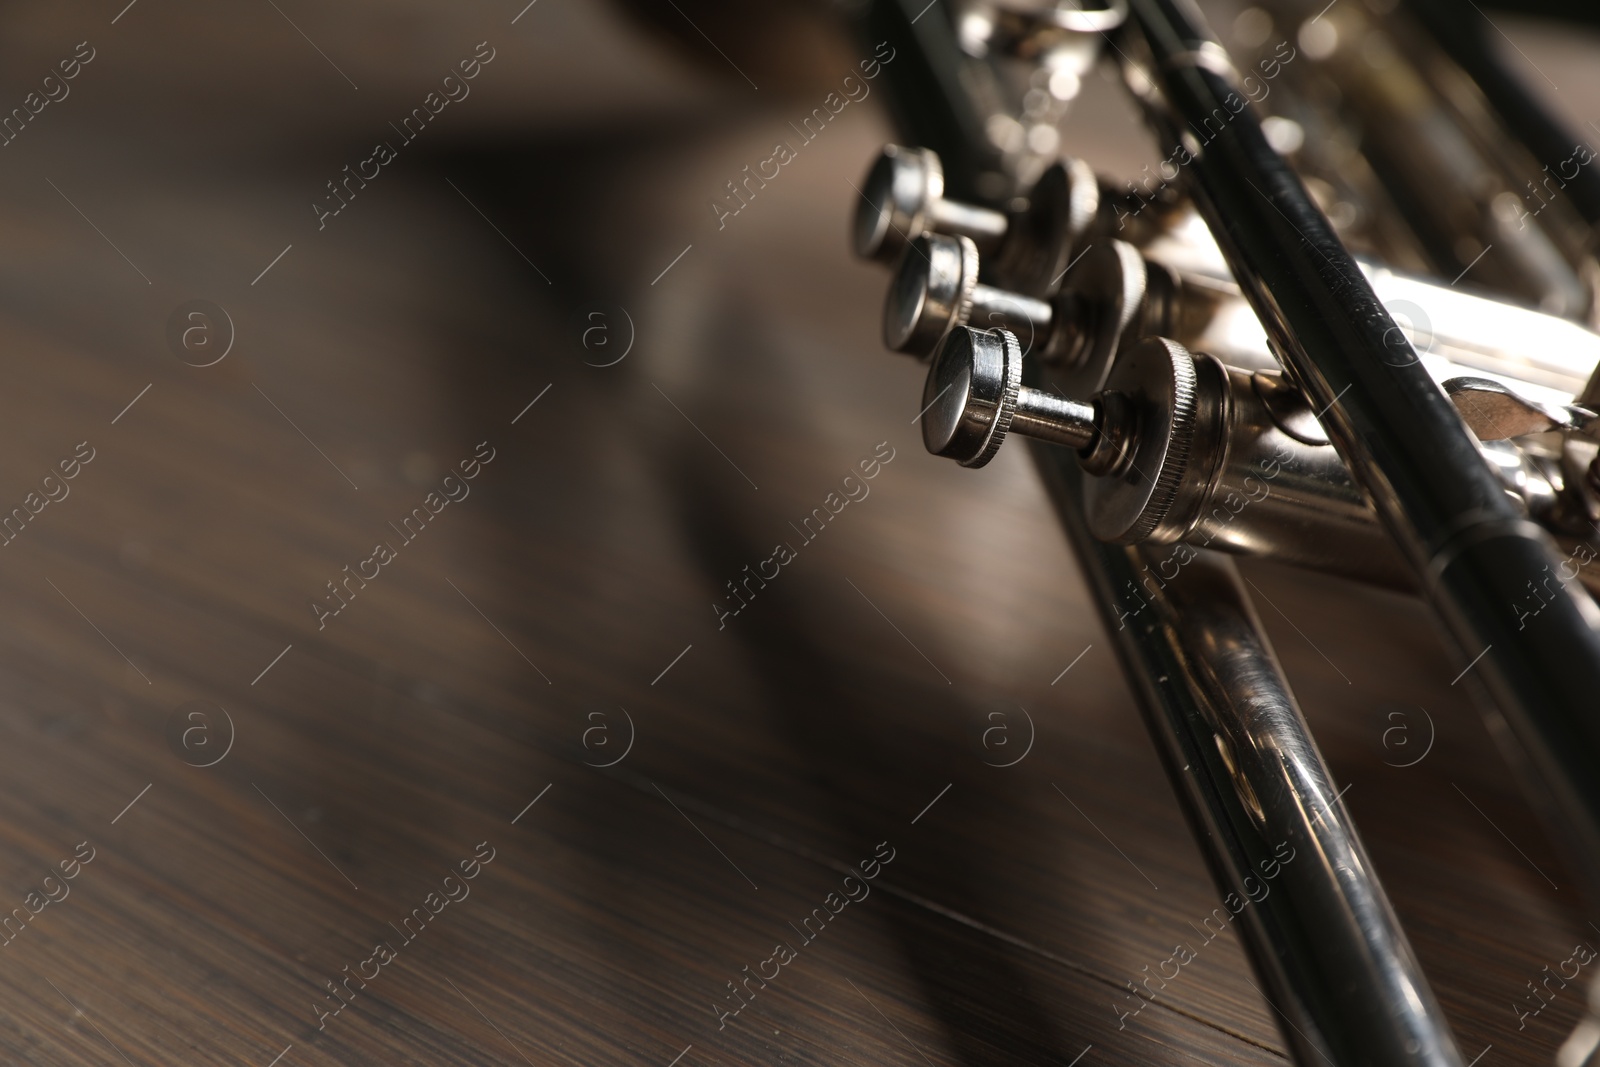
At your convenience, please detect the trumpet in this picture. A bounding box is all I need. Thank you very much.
[851,0,1600,1062]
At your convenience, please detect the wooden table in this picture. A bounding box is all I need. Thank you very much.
[0,1,1589,1063]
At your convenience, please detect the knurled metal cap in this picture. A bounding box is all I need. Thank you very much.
[854,145,943,263]
[1082,336,1200,543]
[921,326,1023,468]
[885,233,980,356]
[991,159,1098,298]
[1052,239,1148,396]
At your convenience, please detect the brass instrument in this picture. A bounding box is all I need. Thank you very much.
[850,0,1600,1062]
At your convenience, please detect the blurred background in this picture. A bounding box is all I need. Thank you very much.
[0,1,1595,1064]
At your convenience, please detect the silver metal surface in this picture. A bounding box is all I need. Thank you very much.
[854,144,1186,293]
[928,327,1414,586]
[1444,377,1598,441]
[987,157,1100,298]
[1251,0,1598,320]
[945,0,1127,194]
[1123,0,1600,913]
[866,157,1600,413]
[1171,361,1412,589]
[1079,335,1200,543]
[854,144,1008,264]
[857,0,1600,1059]
[922,325,1098,464]
[884,233,1052,355]
[1031,443,1466,1067]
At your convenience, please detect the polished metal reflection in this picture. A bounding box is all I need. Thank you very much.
[1031,442,1465,1067]
[1248,0,1598,320]
[927,327,1417,587]
[855,144,1007,264]
[865,150,1600,403]
[855,0,1600,1060]
[1121,0,1600,912]
[885,233,1053,356]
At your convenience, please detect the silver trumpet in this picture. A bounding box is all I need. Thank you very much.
[852,0,1600,1062]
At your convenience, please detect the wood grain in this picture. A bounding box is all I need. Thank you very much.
[0,1,1590,1064]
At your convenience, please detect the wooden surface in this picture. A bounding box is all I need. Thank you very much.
[0,1,1593,1064]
